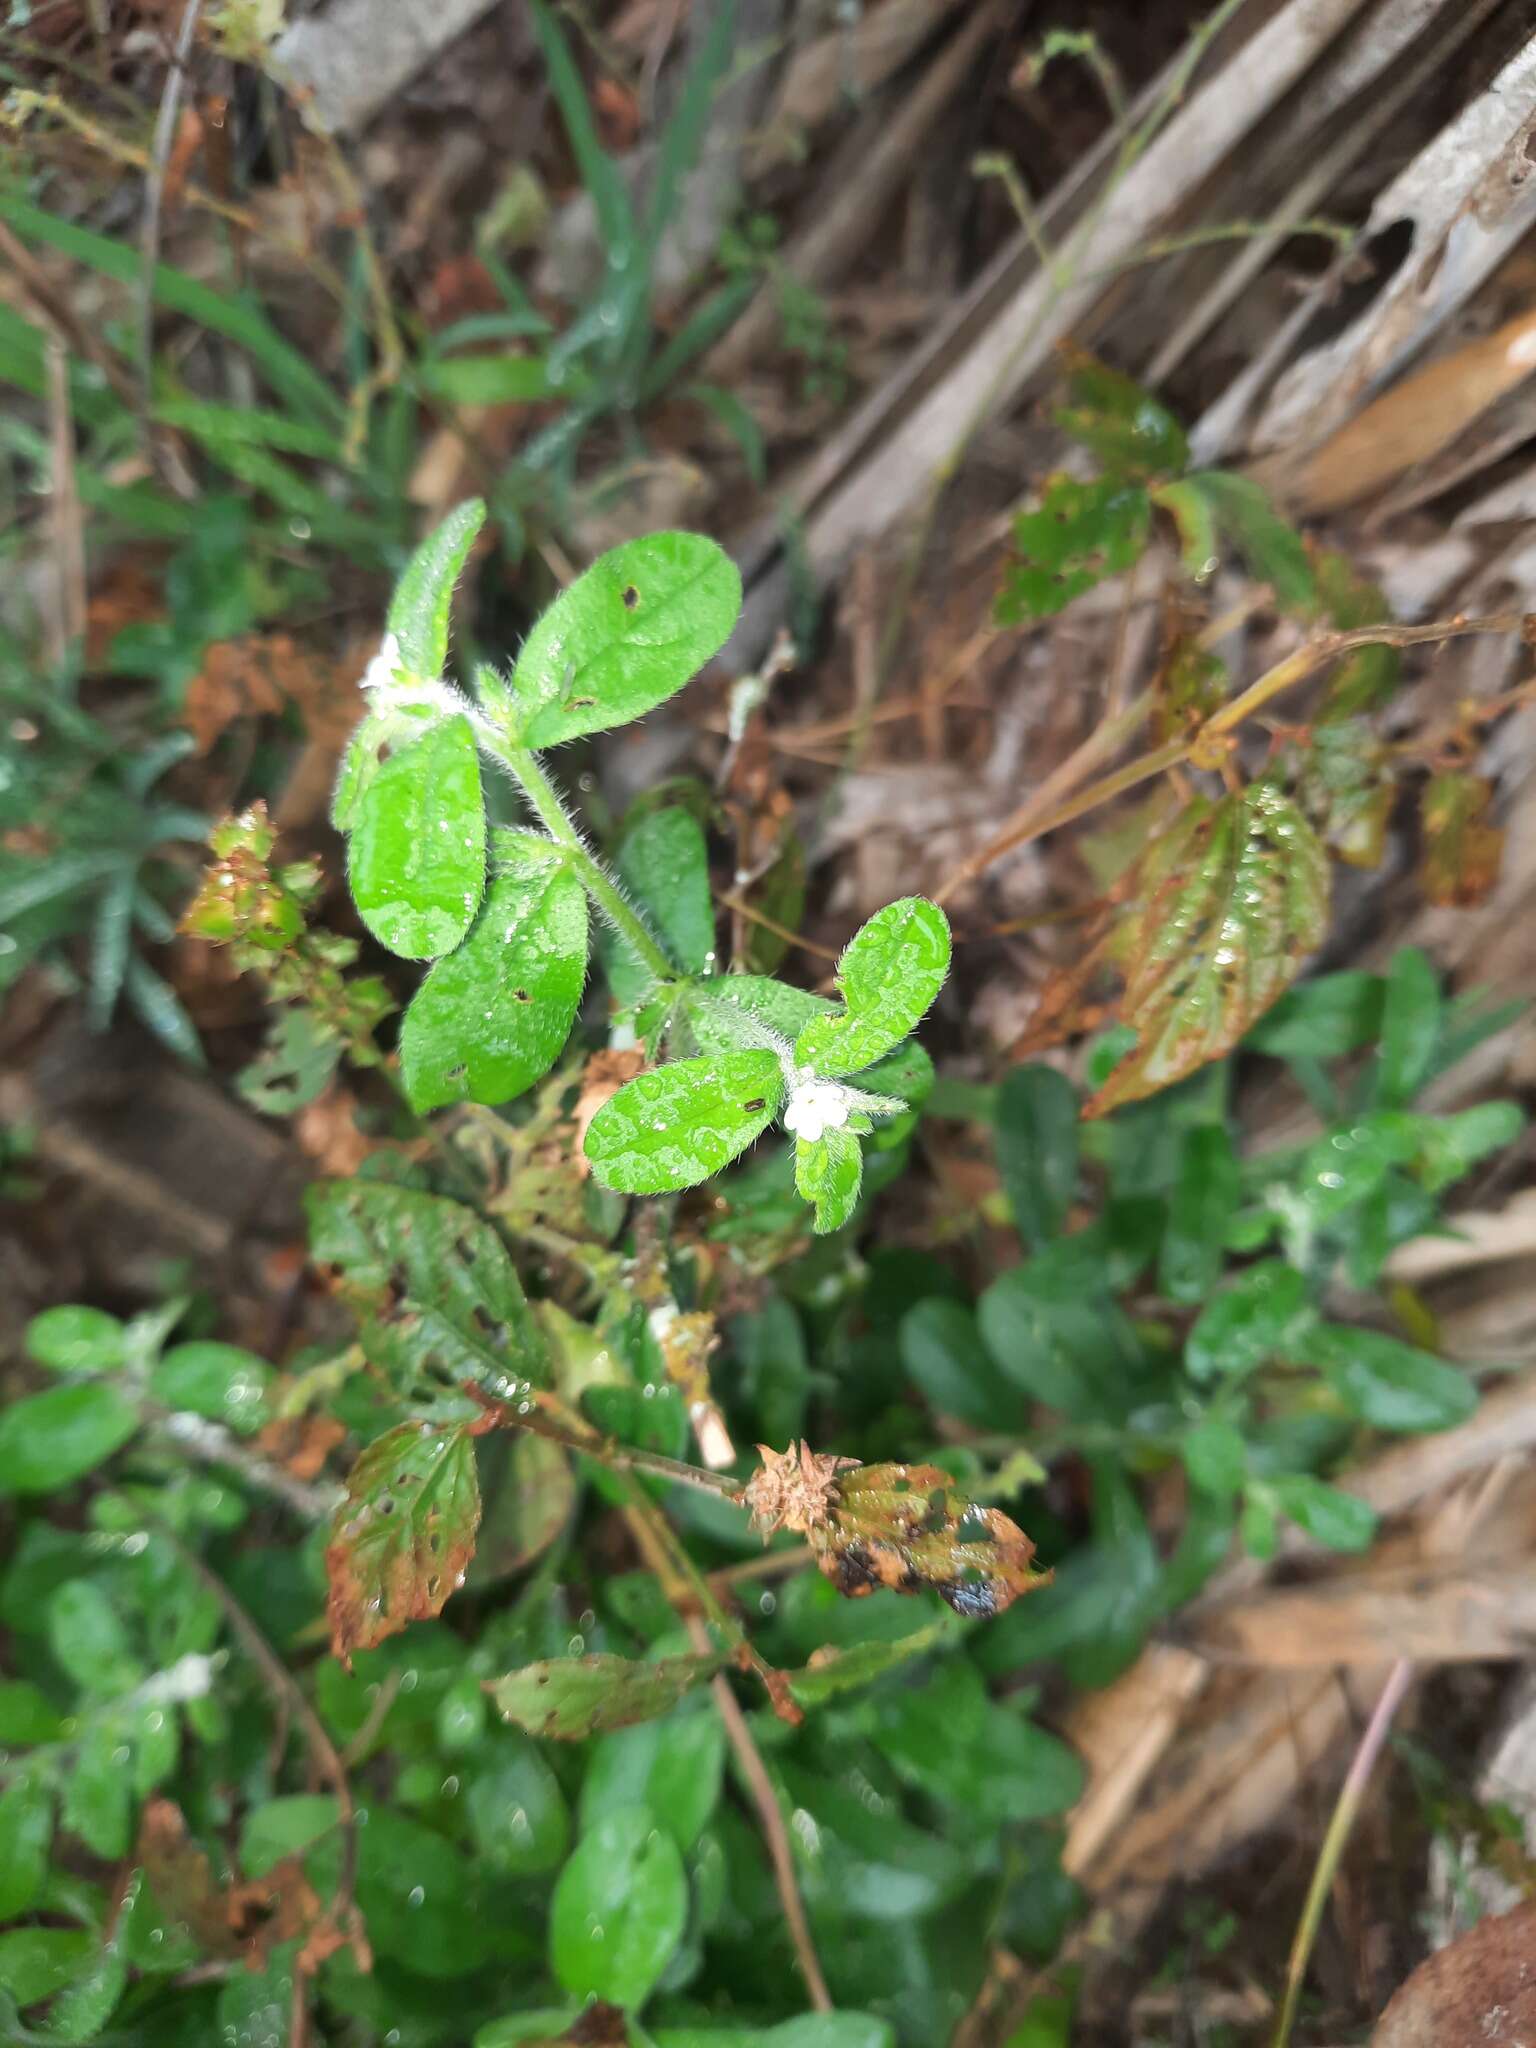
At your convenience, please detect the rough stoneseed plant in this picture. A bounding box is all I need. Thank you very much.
[329,499,949,1239]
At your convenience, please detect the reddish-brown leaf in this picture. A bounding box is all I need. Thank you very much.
[325,1421,481,1663]
[1420,770,1503,907]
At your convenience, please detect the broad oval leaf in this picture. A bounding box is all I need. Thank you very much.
[347,714,486,959]
[584,1051,784,1194]
[400,854,588,1111]
[549,1803,688,2009]
[325,1421,481,1661]
[995,1064,1079,1248]
[795,898,950,1079]
[466,1735,571,1874]
[306,1181,549,1402]
[1303,1325,1476,1434]
[386,497,486,679]
[795,1128,862,1235]
[0,1777,52,1920]
[577,1711,726,1851]
[25,1304,126,1375]
[355,1806,493,1978]
[1185,1260,1311,1382]
[491,1652,724,1739]
[149,1341,272,1435]
[0,1381,138,1496]
[511,532,741,748]
[604,804,715,1007]
[1269,1473,1377,1552]
[1086,784,1330,1117]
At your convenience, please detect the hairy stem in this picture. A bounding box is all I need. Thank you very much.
[493,739,678,988]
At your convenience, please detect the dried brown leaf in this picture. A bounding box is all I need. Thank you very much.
[1421,770,1503,906]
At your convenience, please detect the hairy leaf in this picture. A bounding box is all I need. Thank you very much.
[491,1653,725,1738]
[400,851,588,1111]
[347,714,485,959]
[511,533,741,748]
[795,898,950,1078]
[386,498,486,680]
[326,1422,481,1660]
[795,1127,863,1234]
[605,804,715,1006]
[1087,784,1329,1116]
[998,476,1150,622]
[584,1051,784,1194]
[306,1181,548,1402]
[686,975,830,1055]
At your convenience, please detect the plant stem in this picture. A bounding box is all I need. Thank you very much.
[1271,1659,1412,2048]
[494,739,677,987]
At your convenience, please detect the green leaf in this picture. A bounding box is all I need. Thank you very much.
[325,1422,481,1660]
[239,1795,340,1878]
[787,1617,959,1709]
[1375,947,1440,1109]
[1268,1473,1376,1552]
[493,1652,724,1739]
[579,1711,726,1851]
[550,1803,688,2009]
[0,1928,93,2012]
[306,1181,549,1401]
[686,975,831,1055]
[1180,1417,1247,1500]
[355,1807,492,1979]
[48,1581,141,1695]
[900,1298,1025,1431]
[1158,1125,1239,1305]
[1172,471,1316,614]
[795,898,950,1078]
[420,356,571,406]
[1152,476,1220,582]
[149,1341,273,1434]
[995,1065,1079,1248]
[0,1778,52,1920]
[998,476,1150,622]
[795,1127,863,1234]
[1185,1261,1311,1382]
[34,1869,136,2044]
[1055,352,1188,478]
[215,1940,295,2048]
[606,805,715,1007]
[347,713,486,959]
[0,1382,138,1496]
[400,852,588,1111]
[1244,971,1384,1059]
[1303,1325,1476,1434]
[510,533,741,748]
[466,1735,571,1875]
[1087,784,1330,1116]
[584,1051,784,1195]
[63,1721,132,1859]
[386,499,486,680]
[0,1681,64,1745]
[865,1660,1083,1821]
[24,1306,126,1375]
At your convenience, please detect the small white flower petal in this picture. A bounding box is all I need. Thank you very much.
[360,631,403,693]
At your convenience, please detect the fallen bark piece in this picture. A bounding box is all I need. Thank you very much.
[274,0,500,135]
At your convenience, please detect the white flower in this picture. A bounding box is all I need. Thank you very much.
[359,631,404,693]
[783,1075,850,1144]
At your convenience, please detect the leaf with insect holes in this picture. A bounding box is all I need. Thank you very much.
[795,897,950,1079]
[603,804,715,1007]
[1421,771,1503,907]
[1086,783,1329,1117]
[510,532,741,748]
[1055,350,1188,480]
[306,1181,549,1401]
[583,1050,783,1195]
[347,714,485,959]
[400,842,588,1111]
[795,1127,862,1234]
[491,1652,725,1739]
[386,498,485,680]
[743,1443,1048,1620]
[325,1422,480,1660]
[997,476,1150,622]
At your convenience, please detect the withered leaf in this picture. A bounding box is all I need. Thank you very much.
[135,1798,334,1968]
[1421,770,1503,907]
[326,1421,480,1662]
[744,1443,1048,1621]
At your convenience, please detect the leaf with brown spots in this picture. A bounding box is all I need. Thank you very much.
[491,1651,725,1739]
[1420,770,1503,907]
[1084,781,1330,1117]
[744,1443,1048,1620]
[326,1421,481,1662]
